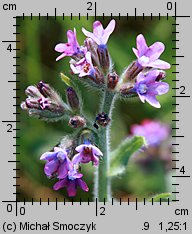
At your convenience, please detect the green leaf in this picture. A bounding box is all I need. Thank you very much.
[60,73,72,87]
[147,193,171,202]
[110,136,145,176]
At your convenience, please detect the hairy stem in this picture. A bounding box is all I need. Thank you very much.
[95,89,116,201]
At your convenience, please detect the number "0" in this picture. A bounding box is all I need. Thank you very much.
[167,2,173,10]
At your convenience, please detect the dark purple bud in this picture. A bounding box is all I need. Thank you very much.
[69,116,86,128]
[107,72,119,90]
[95,112,110,127]
[155,71,166,81]
[97,45,110,73]
[37,81,54,98]
[123,61,143,82]
[66,87,80,111]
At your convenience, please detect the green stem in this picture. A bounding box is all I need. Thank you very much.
[95,89,116,201]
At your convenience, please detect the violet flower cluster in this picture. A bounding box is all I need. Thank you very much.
[131,119,172,172]
[131,119,170,146]
[40,142,102,196]
[21,19,171,198]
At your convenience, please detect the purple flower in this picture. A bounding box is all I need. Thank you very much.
[70,51,96,78]
[40,147,71,179]
[82,20,116,47]
[131,119,170,146]
[72,141,103,166]
[53,170,89,197]
[135,70,169,108]
[133,34,171,69]
[55,29,82,61]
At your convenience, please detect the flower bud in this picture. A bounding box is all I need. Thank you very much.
[66,87,80,111]
[25,86,41,98]
[25,98,40,109]
[95,112,110,128]
[21,83,67,121]
[85,38,100,67]
[69,116,86,128]
[107,72,119,90]
[37,81,60,101]
[122,61,143,82]
[97,46,110,73]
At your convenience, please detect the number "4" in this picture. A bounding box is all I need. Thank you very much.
[7,44,12,52]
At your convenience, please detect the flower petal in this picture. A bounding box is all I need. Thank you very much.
[53,178,68,190]
[132,48,139,58]
[57,151,68,162]
[102,19,116,45]
[82,28,100,45]
[67,30,74,44]
[136,72,146,83]
[145,94,161,108]
[137,92,146,103]
[147,59,171,69]
[40,152,56,161]
[57,162,69,179]
[150,82,169,95]
[44,160,59,176]
[92,145,103,156]
[75,144,86,153]
[146,42,165,61]
[92,155,99,166]
[136,34,148,57]
[67,180,77,197]
[55,43,67,52]
[138,55,150,67]
[72,153,82,164]
[144,70,161,83]
[93,21,104,37]
[78,179,89,192]
[70,63,80,74]
[56,53,67,62]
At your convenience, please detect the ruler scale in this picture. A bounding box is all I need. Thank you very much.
[0,0,192,233]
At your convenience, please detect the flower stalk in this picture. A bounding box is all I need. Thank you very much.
[95,89,115,201]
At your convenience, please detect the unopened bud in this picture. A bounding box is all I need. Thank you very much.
[25,86,41,98]
[155,71,166,81]
[123,61,143,82]
[95,112,110,128]
[25,98,40,109]
[66,87,80,111]
[97,46,110,73]
[107,72,119,90]
[69,116,86,128]
[37,81,56,99]
[21,83,67,121]
[85,38,100,67]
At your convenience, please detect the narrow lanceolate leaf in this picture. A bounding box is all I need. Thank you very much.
[147,193,171,202]
[110,136,145,176]
[60,73,72,87]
